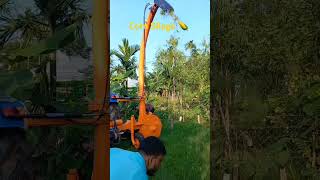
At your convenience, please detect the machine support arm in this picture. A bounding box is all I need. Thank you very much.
[138,4,159,122]
[91,0,109,179]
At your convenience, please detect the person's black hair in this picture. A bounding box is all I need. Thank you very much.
[146,104,155,114]
[139,136,166,156]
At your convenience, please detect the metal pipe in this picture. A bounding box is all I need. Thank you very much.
[24,118,103,127]
[91,0,109,179]
[138,4,159,122]
[5,113,101,119]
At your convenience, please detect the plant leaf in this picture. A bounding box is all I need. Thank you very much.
[13,23,77,57]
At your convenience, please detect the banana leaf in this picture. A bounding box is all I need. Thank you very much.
[12,23,77,57]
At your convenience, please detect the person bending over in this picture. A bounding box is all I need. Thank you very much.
[110,136,166,180]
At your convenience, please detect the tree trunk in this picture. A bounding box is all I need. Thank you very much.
[181,87,184,122]
[233,130,239,180]
[166,88,173,130]
[172,79,176,124]
[312,131,316,167]
[280,168,287,180]
[27,56,30,68]
[197,115,201,124]
[49,17,57,102]
[226,93,231,159]
[210,82,216,180]
[50,53,57,101]
[223,173,231,180]
[125,79,129,95]
[232,165,239,180]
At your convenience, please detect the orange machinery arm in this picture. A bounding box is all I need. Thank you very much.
[138,4,159,123]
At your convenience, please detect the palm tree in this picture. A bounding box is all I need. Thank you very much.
[0,10,47,48]
[111,38,140,93]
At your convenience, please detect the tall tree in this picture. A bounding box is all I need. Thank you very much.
[212,0,320,179]
[34,0,89,100]
[111,38,139,95]
[185,40,198,57]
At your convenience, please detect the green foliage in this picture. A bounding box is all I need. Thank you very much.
[0,0,9,11]
[110,32,210,179]
[26,126,94,180]
[12,23,77,57]
[0,70,33,95]
[147,36,209,124]
[212,0,320,178]
[150,110,210,180]
[111,38,140,96]
[300,83,320,117]
[0,1,93,179]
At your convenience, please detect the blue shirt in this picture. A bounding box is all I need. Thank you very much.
[0,96,24,128]
[110,148,148,180]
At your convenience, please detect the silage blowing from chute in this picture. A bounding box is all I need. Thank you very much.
[160,8,188,31]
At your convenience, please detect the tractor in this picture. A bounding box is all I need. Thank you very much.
[109,94,162,149]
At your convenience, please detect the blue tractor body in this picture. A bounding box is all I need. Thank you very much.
[0,93,120,128]
[0,96,25,128]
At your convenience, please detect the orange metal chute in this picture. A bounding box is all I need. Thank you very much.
[108,4,163,149]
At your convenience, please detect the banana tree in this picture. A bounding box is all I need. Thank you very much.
[0,23,80,109]
[0,0,90,101]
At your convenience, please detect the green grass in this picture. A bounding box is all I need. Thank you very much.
[150,119,210,180]
[114,104,210,180]
[115,119,210,180]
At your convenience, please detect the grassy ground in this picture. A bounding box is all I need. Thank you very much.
[119,120,210,180]
[115,119,210,180]
[114,96,210,180]
[151,120,210,180]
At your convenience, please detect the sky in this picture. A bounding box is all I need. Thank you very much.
[110,0,210,72]
[11,0,210,74]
